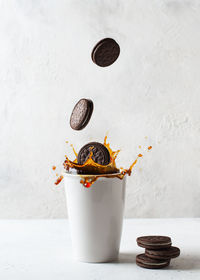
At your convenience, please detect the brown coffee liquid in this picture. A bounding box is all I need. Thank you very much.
[52,136,152,188]
[55,175,64,185]
[63,136,120,175]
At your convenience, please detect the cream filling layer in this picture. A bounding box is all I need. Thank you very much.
[142,261,168,266]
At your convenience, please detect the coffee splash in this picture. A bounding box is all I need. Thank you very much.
[53,136,152,188]
[63,136,120,175]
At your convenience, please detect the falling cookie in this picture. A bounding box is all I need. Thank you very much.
[92,38,120,67]
[70,99,93,130]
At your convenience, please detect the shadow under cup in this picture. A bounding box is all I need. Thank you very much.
[64,173,126,263]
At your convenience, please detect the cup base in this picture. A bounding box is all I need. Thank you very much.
[75,254,119,263]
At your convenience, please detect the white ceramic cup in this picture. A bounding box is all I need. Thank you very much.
[64,173,126,263]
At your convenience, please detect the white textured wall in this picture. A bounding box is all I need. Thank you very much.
[0,0,200,218]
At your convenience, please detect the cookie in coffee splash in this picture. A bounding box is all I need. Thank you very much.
[53,135,150,188]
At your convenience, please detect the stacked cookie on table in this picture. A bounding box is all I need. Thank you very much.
[136,236,180,269]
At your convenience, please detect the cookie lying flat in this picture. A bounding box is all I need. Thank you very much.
[145,246,180,260]
[137,236,172,249]
[92,38,120,67]
[77,142,110,166]
[136,254,170,269]
[70,99,93,130]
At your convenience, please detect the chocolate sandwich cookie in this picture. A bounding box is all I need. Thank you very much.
[92,38,120,67]
[77,142,110,166]
[137,236,172,249]
[145,246,180,260]
[136,254,170,269]
[70,99,93,130]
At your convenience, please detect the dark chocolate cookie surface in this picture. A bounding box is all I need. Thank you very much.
[145,246,180,260]
[77,142,110,166]
[70,99,93,130]
[137,236,172,249]
[136,254,170,269]
[92,38,120,67]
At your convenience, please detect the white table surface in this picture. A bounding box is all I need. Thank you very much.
[0,219,200,280]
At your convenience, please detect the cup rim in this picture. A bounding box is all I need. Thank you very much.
[62,171,122,178]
